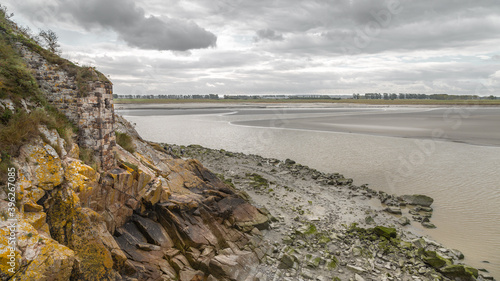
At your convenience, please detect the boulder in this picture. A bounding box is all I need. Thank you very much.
[373,226,397,239]
[179,269,204,281]
[46,189,116,280]
[132,214,174,247]
[401,194,434,207]
[420,250,450,269]
[18,141,65,191]
[384,207,402,215]
[1,220,75,281]
[398,216,411,226]
[440,265,478,281]
[422,221,437,229]
[209,251,258,281]
[217,197,269,231]
[278,254,295,269]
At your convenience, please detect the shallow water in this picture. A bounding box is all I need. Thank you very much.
[118,106,500,277]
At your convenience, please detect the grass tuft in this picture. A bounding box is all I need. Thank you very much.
[115,132,135,154]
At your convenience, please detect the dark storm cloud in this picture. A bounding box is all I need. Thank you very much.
[255,29,284,41]
[13,0,217,51]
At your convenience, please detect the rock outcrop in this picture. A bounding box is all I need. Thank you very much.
[0,23,270,280]
[2,114,271,280]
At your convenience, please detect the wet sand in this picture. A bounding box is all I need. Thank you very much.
[118,104,500,147]
[231,107,500,147]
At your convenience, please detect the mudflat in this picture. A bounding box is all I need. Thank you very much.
[118,103,500,147]
[230,107,500,147]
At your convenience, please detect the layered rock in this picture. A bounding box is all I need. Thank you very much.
[2,109,270,281]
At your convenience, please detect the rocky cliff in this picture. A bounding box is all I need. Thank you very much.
[0,13,270,281]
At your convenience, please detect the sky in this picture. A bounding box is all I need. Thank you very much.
[3,0,500,96]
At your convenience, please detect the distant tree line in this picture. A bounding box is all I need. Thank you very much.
[114,94,219,99]
[115,93,497,100]
[354,93,497,100]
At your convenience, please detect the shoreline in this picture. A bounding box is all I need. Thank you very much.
[161,143,497,281]
[115,102,500,111]
[114,99,500,107]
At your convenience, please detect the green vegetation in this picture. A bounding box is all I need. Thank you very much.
[0,5,109,98]
[0,34,45,105]
[0,107,75,171]
[245,173,269,189]
[120,161,138,172]
[0,6,93,184]
[79,147,97,169]
[302,223,318,235]
[115,132,135,154]
[217,173,236,189]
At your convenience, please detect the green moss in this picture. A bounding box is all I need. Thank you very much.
[373,226,397,239]
[420,250,450,269]
[304,223,317,235]
[217,173,236,189]
[245,173,269,189]
[440,264,478,279]
[121,161,138,172]
[327,257,338,270]
[79,147,96,167]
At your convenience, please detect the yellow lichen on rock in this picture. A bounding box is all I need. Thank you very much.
[19,141,64,191]
[0,221,21,280]
[46,187,116,280]
[23,212,47,231]
[64,158,99,194]
[66,209,115,280]
[1,220,75,281]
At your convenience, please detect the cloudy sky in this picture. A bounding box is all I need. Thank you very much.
[4,0,500,96]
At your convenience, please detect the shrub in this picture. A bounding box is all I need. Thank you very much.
[115,132,135,154]
[79,147,97,169]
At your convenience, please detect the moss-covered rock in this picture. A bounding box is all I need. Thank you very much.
[373,226,397,239]
[440,264,478,281]
[419,249,451,269]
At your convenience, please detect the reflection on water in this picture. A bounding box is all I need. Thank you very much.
[119,107,500,277]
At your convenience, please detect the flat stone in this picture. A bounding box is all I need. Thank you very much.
[398,216,411,226]
[354,273,366,281]
[384,207,402,215]
[278,254,295,269]
[347,264,366,273]
[132,214,174,247]
[401,194,434,207]
[421,221,436,229]
[374,226,397,239]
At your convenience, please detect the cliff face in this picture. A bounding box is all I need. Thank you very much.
[17,43,116,170]
[0,16,270,281]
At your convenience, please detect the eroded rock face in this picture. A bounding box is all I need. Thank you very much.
[4,112,269,280]
[113,154,270,280]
